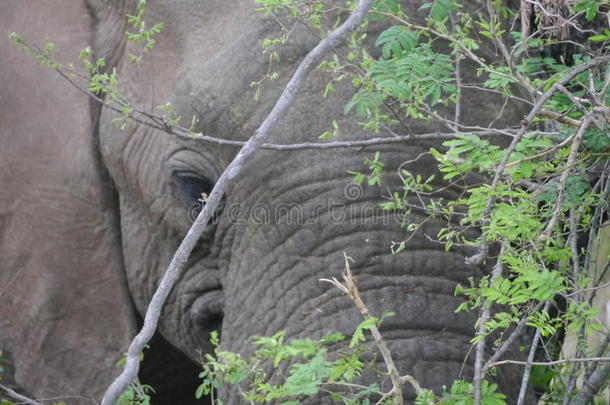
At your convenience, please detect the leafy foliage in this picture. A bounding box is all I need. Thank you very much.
[197,327,386,404]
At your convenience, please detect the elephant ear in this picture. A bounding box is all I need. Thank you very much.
[0,1,136,401]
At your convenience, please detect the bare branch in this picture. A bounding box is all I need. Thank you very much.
[99,1,375,404]
[505,126,580,169]
[541,112,594,238]
[0,384,43,405]
[538,109,591,129]
[489,357,610,367]
[473,244,506,405]
[259,129,513,149]
[570,363,610,405]
[520,0,533,41]
[482,311,531,376]
[23,41,527,153]
[517,301,551,405]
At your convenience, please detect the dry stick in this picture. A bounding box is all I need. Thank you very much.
[556,85,590,113]
[465,55,610,266]
[505,127,579,169]
[54,64,518,150]
[99,1,375,404]
[481,310,533,376]
[251,130,509,150]
[486,0,535,100]
[26,41,522,152]
[538,109,591,129]
[320,254,417,405]
[564,208,587,400]
[520,0,533,42]
[489,357,610,367]
[540,112,594,238]
[473,244,506,405]
[516,301,552,405]
[0,384,43,405]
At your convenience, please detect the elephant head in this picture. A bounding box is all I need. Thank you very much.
[0,1,527,404]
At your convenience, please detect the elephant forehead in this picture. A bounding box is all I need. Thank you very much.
[167,4,319,142]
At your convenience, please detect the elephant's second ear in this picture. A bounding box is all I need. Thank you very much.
[0,1,136,401]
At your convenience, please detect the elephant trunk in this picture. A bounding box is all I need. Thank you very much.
[215,149,488,402]
[220,247,479,401]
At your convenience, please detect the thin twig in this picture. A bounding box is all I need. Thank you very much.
[450,14,462,126]
[541,112,594,238]
[516,301,551,405]
[505,127,579,169]
[486,0,534,98]
[0,384,43,405]
[584,170,610,290]
[489,357,610,367]
[556,85,590,112]
[482,308,536,376]
[99,1,375,403]
[538,109,591,129]
[23,41,523,152]
[247,129,513,150]
[473,245,506,405]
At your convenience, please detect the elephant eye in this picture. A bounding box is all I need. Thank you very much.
[173,172,215,204]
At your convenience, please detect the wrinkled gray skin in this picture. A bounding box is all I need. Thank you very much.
[0,1,527,404]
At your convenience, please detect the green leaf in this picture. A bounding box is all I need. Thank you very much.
[350,317,379,347]
[573,0,600,20]
[195,382,208,399]
[320,331,345,344]
[286,338,319,359]
[429,0,453,21]
[8,32,23,44]
[375,26,418,59]
[283,354,332,396]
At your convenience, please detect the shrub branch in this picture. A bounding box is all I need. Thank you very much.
[321,253,423,405]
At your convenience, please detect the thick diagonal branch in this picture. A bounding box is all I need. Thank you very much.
[100,1,374,404]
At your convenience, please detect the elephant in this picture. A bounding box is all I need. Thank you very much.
[0,0,528,404]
